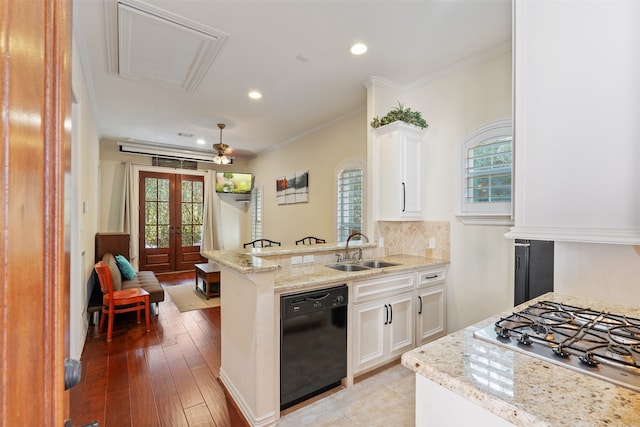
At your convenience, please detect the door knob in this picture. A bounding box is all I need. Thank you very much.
[64,358,82,390]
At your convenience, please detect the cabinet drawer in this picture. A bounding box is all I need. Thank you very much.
[416,268,447,288]
[353,273,414,303]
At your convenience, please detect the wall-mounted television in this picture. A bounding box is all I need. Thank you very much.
[215,172,254,194]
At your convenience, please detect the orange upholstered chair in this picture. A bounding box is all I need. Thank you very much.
[94,261,150,342]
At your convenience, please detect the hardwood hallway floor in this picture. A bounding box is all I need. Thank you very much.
[70,271,248,427]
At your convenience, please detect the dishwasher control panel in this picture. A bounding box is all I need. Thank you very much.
[281,285,348,319]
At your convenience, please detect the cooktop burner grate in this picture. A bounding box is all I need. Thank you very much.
[473,300,640,392]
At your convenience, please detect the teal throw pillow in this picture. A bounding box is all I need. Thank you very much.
[115,255,136,280]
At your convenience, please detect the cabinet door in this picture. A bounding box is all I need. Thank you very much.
[401,135,422,218]
[374,121,424,221]
[387,292,415,358]
[416,286,446,345]
[352,300,387,374]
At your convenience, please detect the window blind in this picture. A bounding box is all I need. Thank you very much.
[465,137,512,203]
[337,168,363,242]
[250,187,262,240]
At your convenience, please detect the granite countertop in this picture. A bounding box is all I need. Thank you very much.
[203,249,448,293]
[402,293,640,426]
[201,249,280,274]
[274,254,449,293]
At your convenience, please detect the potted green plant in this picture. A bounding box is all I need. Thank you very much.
[370,102,428,129]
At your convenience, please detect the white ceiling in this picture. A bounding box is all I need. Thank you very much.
[73,0,512,159]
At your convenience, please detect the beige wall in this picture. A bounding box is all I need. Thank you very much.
[248,109,367,246]
[71,35,101,358]
[414,51,514,332]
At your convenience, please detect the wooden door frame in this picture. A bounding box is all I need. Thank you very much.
[132,165,207,272]
[0,0,72,424]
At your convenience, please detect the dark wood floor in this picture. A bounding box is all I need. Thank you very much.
[70,271,249,427]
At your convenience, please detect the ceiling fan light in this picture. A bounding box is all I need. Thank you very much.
[212,122,233,164]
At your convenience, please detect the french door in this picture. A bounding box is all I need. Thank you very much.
[139,171,207,272]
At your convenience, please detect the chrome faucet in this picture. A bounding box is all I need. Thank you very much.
[345,232,369,261]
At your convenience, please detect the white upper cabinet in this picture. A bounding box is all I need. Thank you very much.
[508,0,640,244]
[373,122,425,221]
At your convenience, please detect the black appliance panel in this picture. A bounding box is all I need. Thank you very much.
[280,285,348,410]
[515,239,554,305]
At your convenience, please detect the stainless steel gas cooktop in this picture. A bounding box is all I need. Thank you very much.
[474,300,640,392]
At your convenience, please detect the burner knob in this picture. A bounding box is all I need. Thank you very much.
[579,351,599,367]
[553,344,570,358]
[518,333,532,346]
[495,326,511,340]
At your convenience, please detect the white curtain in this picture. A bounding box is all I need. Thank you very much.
[201,170,224,252]
[121,162,140,269]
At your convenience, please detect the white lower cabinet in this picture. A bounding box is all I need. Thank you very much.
[415,267,447,346]
[353,292,414,375]
[352,273,415,375]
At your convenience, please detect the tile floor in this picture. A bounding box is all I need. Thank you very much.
[277,364,415,426]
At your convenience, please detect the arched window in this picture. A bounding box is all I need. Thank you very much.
[456,119,513,225]
[337,165,364,242]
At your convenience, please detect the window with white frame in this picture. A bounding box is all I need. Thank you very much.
[337,166,364,243]
[250,186,262,240]
[456,119,513,225]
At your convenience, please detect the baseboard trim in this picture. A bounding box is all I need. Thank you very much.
[219,368,277,427]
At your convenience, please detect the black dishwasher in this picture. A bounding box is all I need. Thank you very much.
[280,285,348,410]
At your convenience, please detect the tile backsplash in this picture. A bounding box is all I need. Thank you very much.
[375,221,450,261]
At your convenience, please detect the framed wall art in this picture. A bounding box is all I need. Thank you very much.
[276,170,308,205]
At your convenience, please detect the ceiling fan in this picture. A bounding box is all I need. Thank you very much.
[213,123,232,165]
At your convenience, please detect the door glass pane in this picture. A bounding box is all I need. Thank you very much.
[158,224,170,248]
[182,225,193,246]
[180,177,204,248]
[193,181,203,201]
[182,180,193,202]
[144,177,171,249]
[146,227,157,248]
[182,202,193,224]
[193,203,203,224]
[145,178,157,201]
[193,225,202,245]
[158,179,170,201]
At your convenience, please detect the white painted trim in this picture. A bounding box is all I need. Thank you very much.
[364,41,512,93]
[455,119,513,225]
[219,368,277,427]
[505,226,640,245]
[457,214,513,226]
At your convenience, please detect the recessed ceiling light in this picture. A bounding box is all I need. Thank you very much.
[196,138,206,145]
[248,90,262,100]
[350,43,367,55]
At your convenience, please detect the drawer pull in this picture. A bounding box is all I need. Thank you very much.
[425,274,439,280]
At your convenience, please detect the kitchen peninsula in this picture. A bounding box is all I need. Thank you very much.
[402,293,640,426]
[203,243,448,427]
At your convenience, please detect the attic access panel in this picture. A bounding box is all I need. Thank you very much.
[113,0,228,93]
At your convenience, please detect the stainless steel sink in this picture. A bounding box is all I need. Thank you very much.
[358,260,400,269]
[325,263,370,272]
[325,260,400,272]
